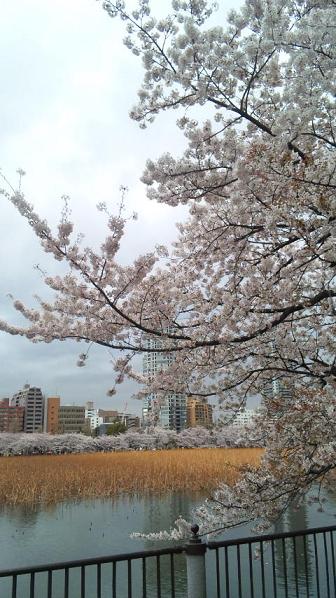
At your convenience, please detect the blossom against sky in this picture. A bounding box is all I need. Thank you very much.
[0,0,239,412]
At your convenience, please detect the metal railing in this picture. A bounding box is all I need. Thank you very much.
[0,545,185,598]
[206,524,336,598]
[0,523,335,597]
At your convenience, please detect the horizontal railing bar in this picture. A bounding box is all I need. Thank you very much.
[207,524,336,549]
[0,546,184,578]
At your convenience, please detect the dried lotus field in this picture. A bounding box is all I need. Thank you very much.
[0,448,263,505]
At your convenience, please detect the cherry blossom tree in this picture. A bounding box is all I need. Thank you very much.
[0,0,335,533]
[0,426,252,455]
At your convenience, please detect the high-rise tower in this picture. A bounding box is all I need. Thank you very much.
[11,385,44,433]
[142,337,187,432]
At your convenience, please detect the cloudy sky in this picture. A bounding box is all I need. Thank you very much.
[0,0,240,414]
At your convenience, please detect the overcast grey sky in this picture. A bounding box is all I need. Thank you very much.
[0,0,241,414]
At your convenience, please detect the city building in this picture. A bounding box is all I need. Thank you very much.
[187,398,213,428]
[87,414,104,432]
[142,336,187,432]
[142,394,160,427]
[232,409,256,427]
[98,409,119,422]
[122,414,140,429]
[84,402,103,432]
[262,378,293,418]
[85,401,95,417]
[58,406,89,434]
[95,412,140,436]
[11,385,44,433]
[0,399,25,433]
[263,379,293,401]
[45,396,60,434]
[96,410,140,434]
[160,396,187,432]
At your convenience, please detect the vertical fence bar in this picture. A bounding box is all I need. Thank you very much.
[303,534,310,598]
[170,553,175,598]
[112,561,116,598]
[47,570,52,598]
[64,567,69,598]
[248,543,254,598]
[260,541,266,598]
[142,558,147,598]
[224,546,230,598]
[323,532,330,598]
[292,536,299,598]
[81,565,85,598]
[97,563,101,598]
[215,548,221,598]
[30,572,35,598]
[330,531,336,597]
[271,539,277,598]
[313,533,321,598]
[185,525,207,598]
[282,538,289,598]
[128,559,132,598]
[11,574,17,598]
[236,545,242,598]
[156,556,161,598]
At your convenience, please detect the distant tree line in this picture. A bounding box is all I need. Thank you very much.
[0,425,262,456]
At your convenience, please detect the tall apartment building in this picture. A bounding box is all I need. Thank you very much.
[0,399,25,433]
[84,403,103,432]
[46,396,60,434]
[187,398,213,428]
[11,385,44,433]
[264,379,293,401]
[232,409,256,427]
[142,336,187,432]
[58,405,89,434]
[262,378,293,418]
[85,401,95,416]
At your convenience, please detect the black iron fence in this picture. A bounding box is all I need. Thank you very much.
[0,524,335,598]
[0,545,185,598]
[206,524,336,598]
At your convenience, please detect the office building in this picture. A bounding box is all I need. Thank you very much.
[11,385,44,433]
[187,398,213,428]
[123,414,140,429]
[84,402,103,432]
[159,395,187,432]
[46,396,60,434]
[58,405,89,434]
[262,378,293,418]
[98,409,119,421]
[232,409,256,427]
[263,379,292,401]
[142,336,187,432]
[0,399,25,433]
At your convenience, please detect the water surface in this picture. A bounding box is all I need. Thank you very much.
[0,490,335,597]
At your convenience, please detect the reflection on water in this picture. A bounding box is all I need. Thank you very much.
[269,498,336,598]
[273,500,313,596]
[0,493,200,568]
[0,490,335,597]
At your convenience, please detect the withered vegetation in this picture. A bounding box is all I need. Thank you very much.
[0,448,262,505]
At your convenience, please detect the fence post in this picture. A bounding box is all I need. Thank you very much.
[185,524,207,598]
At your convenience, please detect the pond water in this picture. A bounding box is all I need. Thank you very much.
[0,489,335,597]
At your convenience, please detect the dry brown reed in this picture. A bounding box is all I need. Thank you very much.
[0,448,262,506]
